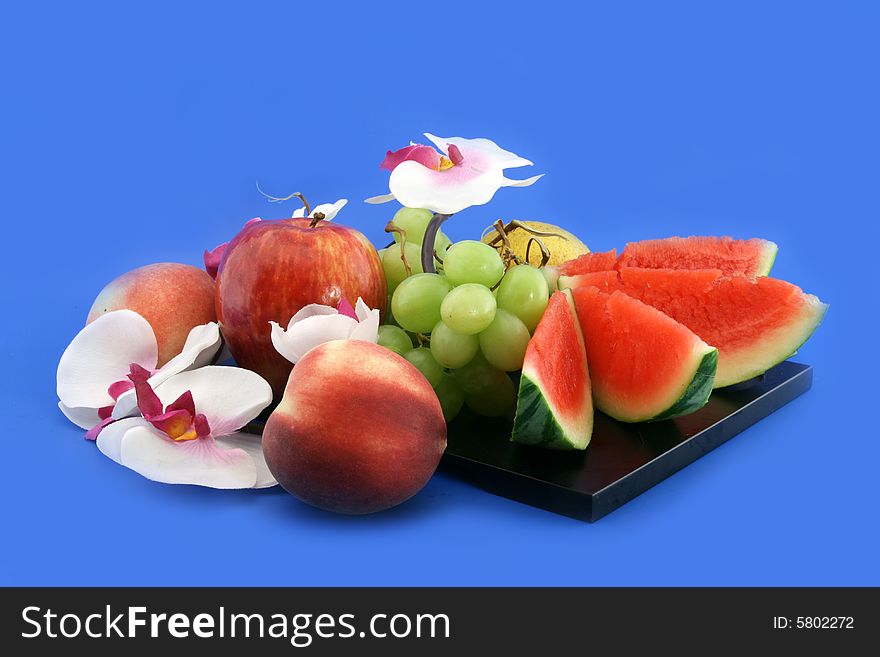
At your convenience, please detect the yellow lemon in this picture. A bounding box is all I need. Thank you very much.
[481,221,589,267]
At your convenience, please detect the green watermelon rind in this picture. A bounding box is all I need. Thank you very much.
[757,240,779,277]
[715,296,827,387]
[511,374,589,450]
[648,348,718,421]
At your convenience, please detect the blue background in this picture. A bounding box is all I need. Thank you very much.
[1,1,877,586]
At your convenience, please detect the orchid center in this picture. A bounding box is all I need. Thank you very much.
[128,363,212,442]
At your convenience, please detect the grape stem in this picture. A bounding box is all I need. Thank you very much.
[384,221,412,277]
[421,213,451,273]
[485,220,562,268]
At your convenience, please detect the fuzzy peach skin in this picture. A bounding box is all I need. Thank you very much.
[262,340,447,515]
[87,263,217,368]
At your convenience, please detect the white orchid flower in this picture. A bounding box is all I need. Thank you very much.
[96,364,275,489]
[269,297,380,365]
[56,310,222,439]
[291,198,348,221]
[365,134,543,215]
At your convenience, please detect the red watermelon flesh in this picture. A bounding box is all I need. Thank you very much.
[618,236,777,278]
[572,287,717,423]
[557,249,619,277]
[512,290,593,449]
[563,268,827,388]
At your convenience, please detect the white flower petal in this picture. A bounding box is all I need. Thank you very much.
[291,199,347,221]
[120,426,258,489]
[151,366,273,437]
[96,417,149,465]
[214,432,277,488]
[286,304,338,327]
[354,297,371,322]
[389,161,510,215]
[270,321,302,364]
[112,322,222,420]
[270,313,358,364]
[57,310,158,409]
[311,198,347,221]
[424,133,534,169]
[58,402,101,430]
[349,309,380,343]
[365,193,396,204]
[501,173,545,187]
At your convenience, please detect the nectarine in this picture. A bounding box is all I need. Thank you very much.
[262,340,447,514]
[87,263,216,367]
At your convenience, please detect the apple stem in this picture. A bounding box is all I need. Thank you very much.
[256,185,313,216]
[421,213,451,273]
[309,211,326,228]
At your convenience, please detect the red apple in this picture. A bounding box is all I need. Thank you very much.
[215,217,386,397]
[262,340,447,514]
[88,263,216,367]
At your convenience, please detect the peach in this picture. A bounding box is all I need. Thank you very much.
[262,340,447,514]
[87,263,216,367]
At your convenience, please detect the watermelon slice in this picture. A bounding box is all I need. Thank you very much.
[562,268,827,388]
[512,290,594,450]
[618,236,778,278]
[571,287,717,422]
[548,237,776,288]
[544,250,618,290]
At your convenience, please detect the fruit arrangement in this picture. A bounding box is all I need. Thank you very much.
[55,133,827,516]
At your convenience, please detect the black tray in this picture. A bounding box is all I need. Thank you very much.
[441,361,812,522]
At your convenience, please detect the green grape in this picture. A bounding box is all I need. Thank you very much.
[465,374,516,417]
[440,283,497,335]
[495,264,550,333]
[391,273,451,334]
[434,373,465,422]
[390,207,434,244]
[478,309,531,372]
[382,242,424,293]
[453,352,509,394]
[403,347,444,388]
[443,240,505,288]
[377,325,413,356]
[390,207,451,254]
[435,231,453,254]
[430,321,479,369]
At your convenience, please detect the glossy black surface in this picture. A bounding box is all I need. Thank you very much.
[441,361,813,522]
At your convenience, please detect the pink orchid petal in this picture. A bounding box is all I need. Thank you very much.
[97,405,114,420]
[194,413,211,437]
[113,322,221,420]
[85,416,115,441]
[108,379,134,401]
[165,389,196,417]
[150,366,272,438]
[204,217,262,278]
[119,426,258,489]
[203,242,227,279]
[337,297,358,320]
[145,408,194,439]
[380,144,442,172]
[128,363,163,417]
[423,133,534,169]
[448,143,464,165]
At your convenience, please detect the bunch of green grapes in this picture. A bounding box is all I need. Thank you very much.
[376,209,551,422]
